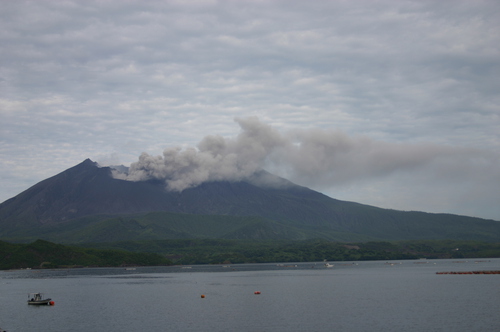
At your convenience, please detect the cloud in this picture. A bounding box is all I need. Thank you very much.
[0,0,499,220]
[276,129,498,188]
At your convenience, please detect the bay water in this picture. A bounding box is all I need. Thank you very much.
[1,258,499,331]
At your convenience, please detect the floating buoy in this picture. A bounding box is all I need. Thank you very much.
[201,294,205,298]
[49,301,55,306]
[254,291,261,295]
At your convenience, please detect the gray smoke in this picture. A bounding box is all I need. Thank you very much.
[113,117,287,190]
[114,117,498,193]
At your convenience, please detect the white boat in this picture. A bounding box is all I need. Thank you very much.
[324,263,334,268]
[27,293,52,305]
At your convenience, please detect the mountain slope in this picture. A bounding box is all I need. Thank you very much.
[0,159,499,242]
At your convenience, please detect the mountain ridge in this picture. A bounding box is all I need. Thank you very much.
[0,159,499,243]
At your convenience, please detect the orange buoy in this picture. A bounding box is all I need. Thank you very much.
[49,301,55,305]
[254,291,261,295]
[201,294,205,298]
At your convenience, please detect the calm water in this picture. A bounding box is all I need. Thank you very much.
[1,258,499,331]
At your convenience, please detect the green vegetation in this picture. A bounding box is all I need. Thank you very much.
[2,238,499,270]
[7,209,498,247]
[2,212,376,244]
[0,239,172,270]
[77,239,500,265]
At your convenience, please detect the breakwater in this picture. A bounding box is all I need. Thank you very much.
[436,270,500,274]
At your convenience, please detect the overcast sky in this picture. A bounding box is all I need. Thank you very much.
[1,0,499,220]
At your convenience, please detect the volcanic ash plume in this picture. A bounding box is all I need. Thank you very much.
[114,117,498,193]
[113,117,287,191]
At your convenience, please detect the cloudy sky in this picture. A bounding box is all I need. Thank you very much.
[1,0,499,220]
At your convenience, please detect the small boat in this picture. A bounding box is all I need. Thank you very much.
[27,293,52,305]
[324,263,334,268]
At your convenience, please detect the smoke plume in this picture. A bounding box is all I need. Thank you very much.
[114,117,498,193]
[114,117,287,190]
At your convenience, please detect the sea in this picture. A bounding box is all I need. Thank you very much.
[1,258,499,332]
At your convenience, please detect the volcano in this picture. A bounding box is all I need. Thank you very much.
[0,159,498,243]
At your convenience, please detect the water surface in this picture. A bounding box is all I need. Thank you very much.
[1,259,499,331]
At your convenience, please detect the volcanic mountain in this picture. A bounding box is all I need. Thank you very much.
[0,159,498,243]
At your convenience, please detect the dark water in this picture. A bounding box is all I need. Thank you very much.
[1,259,499,331]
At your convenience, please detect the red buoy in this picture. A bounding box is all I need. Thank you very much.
[49,301,55,306]
[254,291,261,295]
[201,294,205,298]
